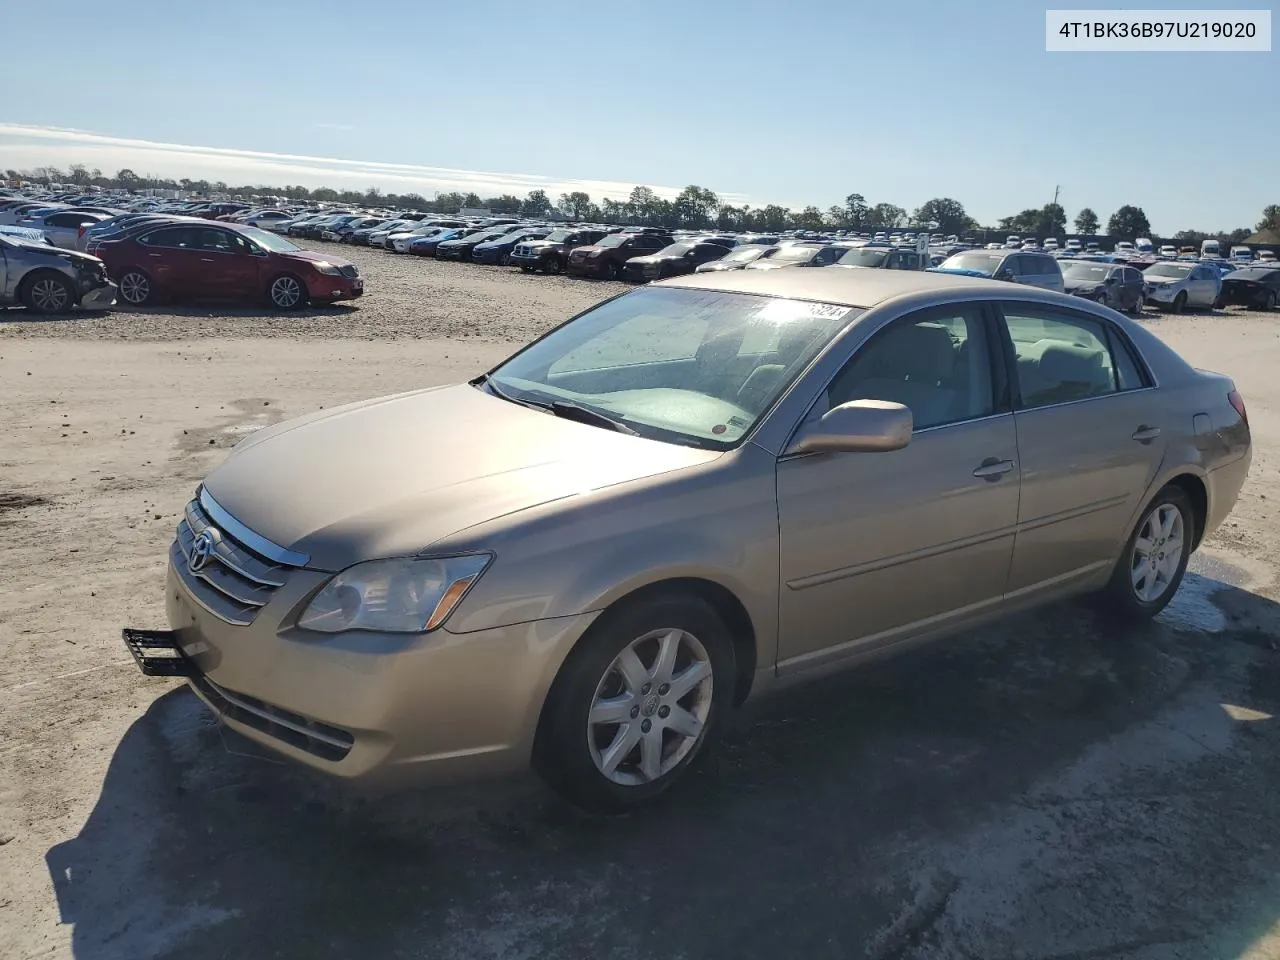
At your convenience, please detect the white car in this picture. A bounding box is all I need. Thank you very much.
[243,211,295,230]
[1159,245,1178,259]
[16,210,111,249]
[1115,241,1136,256]
[1259,250,1277,262]
[1043,238,1059,251]
[1005,235,1020,247]
[1143,261,1222,312]
[1064,239,1083,253]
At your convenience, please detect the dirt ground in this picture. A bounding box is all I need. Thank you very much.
[3,244,1280,960]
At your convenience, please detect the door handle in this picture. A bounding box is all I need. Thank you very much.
[972,458,1015,481]
[200,258,215,262]
[148,253,162,258]
[1132,425,1162,443]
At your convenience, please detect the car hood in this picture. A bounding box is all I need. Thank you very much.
[202,383,717,570]
[1144,276,1184,286]
[1063,280,1102,292]
[276,249,354,269]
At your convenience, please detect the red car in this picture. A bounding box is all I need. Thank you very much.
[95,222,363,309]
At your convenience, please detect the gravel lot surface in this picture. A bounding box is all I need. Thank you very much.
[0,240,627,343]
[3,246,1280,960]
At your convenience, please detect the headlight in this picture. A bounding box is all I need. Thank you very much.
[312,261,342,275]
[297,554,492,634]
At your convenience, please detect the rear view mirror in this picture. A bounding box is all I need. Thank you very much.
[786,399,913,455]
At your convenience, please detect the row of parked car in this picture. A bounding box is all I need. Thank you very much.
[3,189,1278,315]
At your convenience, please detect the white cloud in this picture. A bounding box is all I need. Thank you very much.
[0,123,753,205]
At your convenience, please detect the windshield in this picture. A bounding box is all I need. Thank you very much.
[940,252,1002,274]
[655,242,696,257]
[239,226,300,252]
[723,245,768,263]
[767,244,821,262]
[1061,263,1110,281]
[543,230,573,243]
[486,287,858,449]
[837,248,889,268]
[1145,263,1192,278]
[595,234,628,248]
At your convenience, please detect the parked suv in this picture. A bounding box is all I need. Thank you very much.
[0,233,117,314]
[621,240,731,281]
[510,228,607,273]
[567,231,672,279]
[933,249,1064,292]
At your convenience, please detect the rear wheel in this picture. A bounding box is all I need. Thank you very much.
[268,274,307,310]
[1100,485,1194,621]
[118,269,154,306]
[534,594,733,813]
[1265,290,1278,311]
[22,272,74,314]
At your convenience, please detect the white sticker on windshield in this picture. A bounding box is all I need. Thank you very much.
[756,299,852,324]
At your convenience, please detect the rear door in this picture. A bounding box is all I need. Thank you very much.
[136,226,204,295]
[999,301,1166,596]
[776,301,1019,669]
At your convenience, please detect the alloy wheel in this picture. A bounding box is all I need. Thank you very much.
[119,272,150,305]
[271,276,302,308]
[1130,503,1185,603]
[30,278,69,312]
[587,628,714,786]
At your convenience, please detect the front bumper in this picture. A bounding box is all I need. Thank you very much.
[154,557,597,785]
[306,273,363,303]
[566,258,604,276]
[78,281,117,310]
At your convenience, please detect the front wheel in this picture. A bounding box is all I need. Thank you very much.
[534,594,734,813]
[544,257,563,275]
[22,272,74,314]
[268,274,307,310]
[1171,291,1188,314]
[1100,485,1194,621]
[605,261,622,281]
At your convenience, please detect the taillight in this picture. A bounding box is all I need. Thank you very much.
[78,225,87,237]
[1228,388,1247,425]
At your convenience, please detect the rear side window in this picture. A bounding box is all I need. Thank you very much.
[1001,305,1149,408]
[138,227,198,249]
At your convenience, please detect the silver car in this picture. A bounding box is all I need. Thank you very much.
[935,250,1065,292]
[1143,261,1222,312]
[16,210,112,249]
[0,233,117,313]
[125,269,1250,812]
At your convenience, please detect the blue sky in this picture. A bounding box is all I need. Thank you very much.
[3,0,1275,233]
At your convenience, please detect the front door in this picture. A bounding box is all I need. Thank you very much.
[999,302,1168,596]
[776,302,1019,671]
[196,228,262,299]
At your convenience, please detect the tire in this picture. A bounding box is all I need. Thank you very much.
[1129,295,1144,315]
[534,593,735,813]
[268,273,307,310]
[1265,291,1278,311]
[117,269,154,306]
[21,271,75,315]
[545,257,563,275]
[1100,484,1195,622]
[1171,291,1187,314]
[605,260,622,281]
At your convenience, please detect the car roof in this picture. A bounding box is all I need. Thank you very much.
[657,265,1023,309]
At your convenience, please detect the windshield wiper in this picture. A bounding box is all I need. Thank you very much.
[548,400,639,436]
[477,376,638,435]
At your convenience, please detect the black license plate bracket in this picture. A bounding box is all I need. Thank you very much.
[122,628,195,677]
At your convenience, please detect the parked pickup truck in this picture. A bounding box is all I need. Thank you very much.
[510,228,608,274]
[566,230,671,279]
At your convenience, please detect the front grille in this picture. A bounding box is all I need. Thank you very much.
[339,264,358,278]
[192,673,353,761]
[174,492,301,626]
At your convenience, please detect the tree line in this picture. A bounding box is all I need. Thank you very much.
[6,163,1275,243]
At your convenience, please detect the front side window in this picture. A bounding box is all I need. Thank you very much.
[486,287,857,449]
[1002,306,1135,408]
[824,305,994,431]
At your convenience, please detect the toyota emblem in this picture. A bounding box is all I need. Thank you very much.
[188,529,217,573]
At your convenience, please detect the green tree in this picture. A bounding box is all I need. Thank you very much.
[673,184,719,228]
[844,193,869,227]
[1034,202,1067,237]
[628,185,659,224]
[795,205,825,230]
[867,203,907,230]
[521,189,550,218]
[912,197,971,235]
[559,191,594,220]
[1107,205,1151,239]
[436,191,466,212]
[824,206,847,229]
[1073,207,1100,234]
[758,204,792,232]
[488,194,522,214]
[1228,227,1251,243]
[1257,204,1280,233]
[68,164,90,185]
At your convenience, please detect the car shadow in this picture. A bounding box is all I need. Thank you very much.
[46,561,1280,960]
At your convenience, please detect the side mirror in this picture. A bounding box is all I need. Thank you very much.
[996,269,1015,281]
[786,399,913,455]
